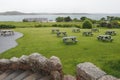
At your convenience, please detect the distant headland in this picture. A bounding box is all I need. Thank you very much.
[0,11,90,15]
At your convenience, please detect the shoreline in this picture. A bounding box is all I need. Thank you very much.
[0,32,23,54]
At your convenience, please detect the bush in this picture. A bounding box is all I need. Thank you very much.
[35,24,50,27]
[52,24,58,27]
[56,17,64,22]
[35,24,42,27]
[82,20,92,29]
[0,24,16,29]
[64,16,72,22]
[98,21,120,28]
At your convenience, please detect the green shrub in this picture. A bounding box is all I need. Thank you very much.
[0,24,16,29]
[52,24,58,27]
[35,24,42,27]
[56,17,64,22]
[82,20,92,29]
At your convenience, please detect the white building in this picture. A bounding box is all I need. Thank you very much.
[23,18,48,22]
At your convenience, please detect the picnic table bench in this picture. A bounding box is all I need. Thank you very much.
[91,28,99,32]
[105,30,116,36]
[63,36,78,44]
[51,29,60,33]
[0,30,14,36]
[56,31,67,37]
[72,28,80,33]
[97,35,113,42]
[82,31,93,36]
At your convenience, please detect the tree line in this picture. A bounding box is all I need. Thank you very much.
[55,16,120,28]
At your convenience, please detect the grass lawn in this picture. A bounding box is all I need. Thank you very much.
[0,28,120,77]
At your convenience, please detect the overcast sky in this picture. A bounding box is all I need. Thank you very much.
[0,0,120,13]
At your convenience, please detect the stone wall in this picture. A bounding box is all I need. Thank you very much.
[0,53,63,80]
[0,53,119,80]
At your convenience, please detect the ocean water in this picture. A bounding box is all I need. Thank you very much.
[0,14,120,21]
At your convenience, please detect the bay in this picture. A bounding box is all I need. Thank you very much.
[0,14,120,21]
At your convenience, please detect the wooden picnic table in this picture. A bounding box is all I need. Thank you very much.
[82,31,93,36]
[51,29,60,33]
[0,30,14,36]
[97,35,113,42]
[72,28,80,33]
[63,36,78,44]
[56,31,67,37]
[105,30,116,36]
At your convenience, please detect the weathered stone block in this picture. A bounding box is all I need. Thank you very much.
[19,55,29,63]
[0,59,11,71]
[64,75,76,80]
[77,62,106,80]
[10,57,19,70]
[98,75,118,80]
[47,56,62,71]
[28,53,48,72]
[19,55,31,70]
[51,71,62,80]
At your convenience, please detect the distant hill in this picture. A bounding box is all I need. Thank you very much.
[0,11,90,15]
[0,11,26,15]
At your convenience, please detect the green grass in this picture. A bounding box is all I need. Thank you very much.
[0,28,120,78]
[0,22,82,28]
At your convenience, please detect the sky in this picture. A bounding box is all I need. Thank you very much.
[0,0,120,13]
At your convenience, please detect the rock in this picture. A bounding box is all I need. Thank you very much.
[48,56,62,71]
[51,71,62,80]
[19,55,29,63]
[0,53,63,78]
[0,59,11,64]
[28,53,48,72]
[10,57,19,70]
[47,56,63,80]
[98,75,118,80]
[10,57,19,63]
[19,55,31,70]
[64,75,76,80]
[76,62,106,80]
[0,59,11,71]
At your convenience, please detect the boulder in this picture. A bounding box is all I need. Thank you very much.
[10,57,19,70]
[0,59,11,71]
[19,55,29,63]
[51,71,62,80]
[64,75,76,80]
[47,56,62,71]
[98,75,118,80]
[76,62,106,80]
[0,59,11,64]
[28,53,48,72]
[19,55,31,70]
[10,57,19,63]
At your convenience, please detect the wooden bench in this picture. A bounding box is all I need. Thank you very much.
[63,36,78,44]
[51,29,59,33]
[105,30,116,36]
[97,35,113,42]
[82,31,93,36]
[72,28,80,33]
[0,30,14,36]
[57,31,67,37]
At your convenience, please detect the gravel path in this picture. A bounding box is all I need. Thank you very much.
[0,32,23,54]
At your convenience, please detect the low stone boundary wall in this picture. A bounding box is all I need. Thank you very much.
[0,53,119,80]
[0,53,63,80]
